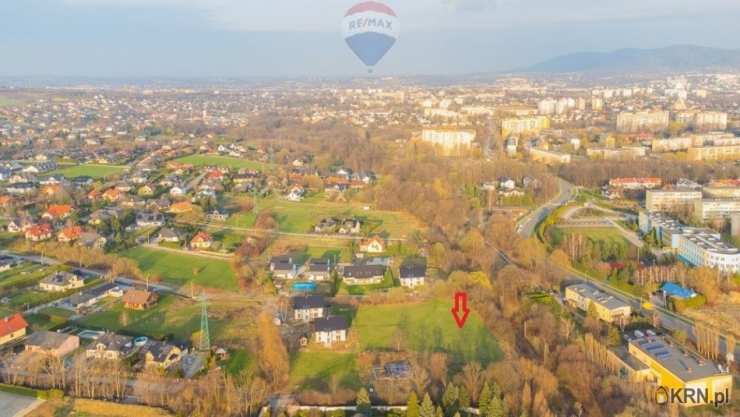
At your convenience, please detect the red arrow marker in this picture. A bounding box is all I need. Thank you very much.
[451,291,470,328]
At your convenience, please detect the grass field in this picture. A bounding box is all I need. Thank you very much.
[227,194,421,238]
[50,164,127,179]
[75,294,211,341]
[289,351,360,390]
[121,246,237,290]
[27,398,175,417]
[175,154,274,171]
[353,299,502,365]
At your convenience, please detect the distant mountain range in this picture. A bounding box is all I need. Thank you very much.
[524,45,740,74]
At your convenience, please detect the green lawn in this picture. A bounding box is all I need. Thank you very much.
[75,295,223,342]
[175,155,274,171]
[353,299,502,365]
[0,263,54,290]
[121,247,237,291]
[227,195,421,238]
[222,349,255,377]
[50,164,127,179]
[25,306,72,330]
[560,227,632,247]
[289,351,360,390]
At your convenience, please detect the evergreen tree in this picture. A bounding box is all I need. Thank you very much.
[442,383,459,410]
[435,406,444,417]
[478,382,491,410]
[458,387,471,408]
[406,392,420,417]
[420,393,435,417]
[357,388,372,416]
[486,397,504,417]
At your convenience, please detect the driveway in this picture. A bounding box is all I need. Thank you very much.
[0,391,43,417]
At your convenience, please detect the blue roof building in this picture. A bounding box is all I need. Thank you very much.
[661,282,697,299]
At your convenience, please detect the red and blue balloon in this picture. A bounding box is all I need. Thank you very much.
[342,1,399,71]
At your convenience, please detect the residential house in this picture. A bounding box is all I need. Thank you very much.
[0,313,29,346]
[5,182,36,195]
[68,283,122,311]
[313,316,348,346]
[169,201,194,214]
[135,212,164,228]
[42,204,74,221]
[122,289,158,310]
[359,236,386,254]
[269,255,304,279]
[399,258,427,288]
[343,264,386,285]
[25,223,53,241]
[102,188,123,203]
[7,216,34,233]
[39,271,85,292]
[157,228,181,243]
[77,232,107,249]
[286,186,306,202]
[57,226,83,243]
[88,208,120,225]
[292,295,327,322]
[142,341,182,369]
[0,195,14,208]
[206,210,229,222]
[190,231,213,249]
[305,258,333,281]
[25,331,80,358]
[86,333,133,360]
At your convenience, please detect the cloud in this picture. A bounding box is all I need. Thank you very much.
[60,0,740,31]
[443,0,498,12]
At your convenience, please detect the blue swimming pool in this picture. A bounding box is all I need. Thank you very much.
[292,282,317,292]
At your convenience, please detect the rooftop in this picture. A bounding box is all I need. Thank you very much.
[567,283,631,311]
[629,335,726,381]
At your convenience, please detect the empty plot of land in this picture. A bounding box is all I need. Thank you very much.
[0,391,42,417]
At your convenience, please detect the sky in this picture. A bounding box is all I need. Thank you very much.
[1,0,739,78]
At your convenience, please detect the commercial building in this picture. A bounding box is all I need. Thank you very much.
[676,229,740,274]
[529,148,571,165]
[420,128,476,152]
[645,189,702,213]
[627,335,733,407]
[617,110,669,133]
[564,283,632,323]
[501,116,550,136]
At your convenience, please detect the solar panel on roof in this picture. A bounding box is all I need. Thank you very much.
[655,350,671,359]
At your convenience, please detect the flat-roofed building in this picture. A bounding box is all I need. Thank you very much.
[529,148,571,165]
[564,283,631,323]
[627,335,732,407]
[586,146,646,160]
[645,189,703,213]
[693,199,740,221]
[609,177,662,190]
[617,110,669,133]
[688,144,740,161]
[501,116,550,136]
[420,128,476,153]
[676,229,740,274]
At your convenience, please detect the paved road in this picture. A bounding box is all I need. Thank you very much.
[0,392,43,417]
[516,178,576,238]
[564,264,740,359]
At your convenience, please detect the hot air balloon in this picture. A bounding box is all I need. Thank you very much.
[341,1,399,72]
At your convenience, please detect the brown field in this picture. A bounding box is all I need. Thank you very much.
[27,399,173,417]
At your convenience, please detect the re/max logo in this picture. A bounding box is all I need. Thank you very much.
[655,386,731,406]
[347,18,394,31]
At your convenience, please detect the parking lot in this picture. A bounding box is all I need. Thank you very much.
[0,391,42,417]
